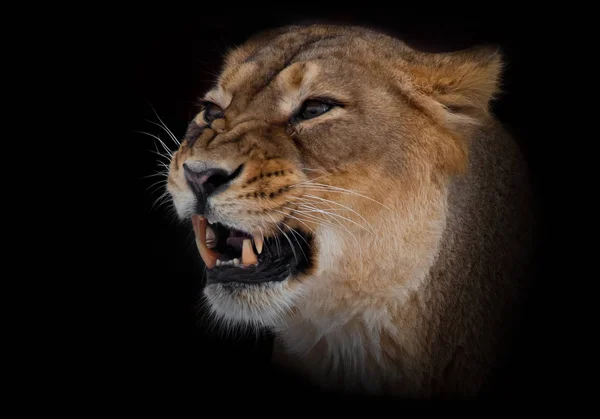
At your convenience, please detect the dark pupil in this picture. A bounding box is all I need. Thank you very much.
[302,101,330,119]
[205,104,223,123]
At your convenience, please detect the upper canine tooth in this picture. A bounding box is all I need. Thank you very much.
[192,215,220,269]
[253,236,263,254]
[242,239,258,265]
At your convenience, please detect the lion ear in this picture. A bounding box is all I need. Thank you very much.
[409,45,504,130]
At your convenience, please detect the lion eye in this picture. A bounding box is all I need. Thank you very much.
[299,100,333,120]
[203,103,224,123]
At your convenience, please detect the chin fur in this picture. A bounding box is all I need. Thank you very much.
[203,278,305,328]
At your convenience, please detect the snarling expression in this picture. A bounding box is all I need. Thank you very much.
[165,25,493,326]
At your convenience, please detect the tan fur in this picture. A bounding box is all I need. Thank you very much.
[166,24,534,399]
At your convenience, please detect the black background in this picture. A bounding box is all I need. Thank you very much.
[116,8,562,400]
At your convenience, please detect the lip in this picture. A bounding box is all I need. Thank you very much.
[191,215,313,285]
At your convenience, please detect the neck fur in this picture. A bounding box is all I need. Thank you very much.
[273,180,450,393]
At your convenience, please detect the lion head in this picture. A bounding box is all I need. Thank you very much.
[166,24,503,331]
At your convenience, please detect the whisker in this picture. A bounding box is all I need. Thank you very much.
[293,203,365,277]
[135,130,174,158]
[293,199,376,236]
[153,198,172,213]
[148,149,172,162]
[288,226,311,248]
[292,172,334,186]
[262,197,284,254]
[273,209,316,235]
[294,208,348,232]
[151,191,172,211]
[282,207,338,231]
[279,220,309,262]
[146,178,168,193]
[142,171,168,180]
[148,185,168,198]
[289,201,349,212]
[147,104,182,147]
[266,213,298,264]
[301,194,376,235]
[152,189,170,204]
[292,183,392,211]
[145,119,181,147]
[148,187,167,200]
[295,205,368,237]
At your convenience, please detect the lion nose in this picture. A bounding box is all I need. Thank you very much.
[183,165,230,196]
[183,163,243,213]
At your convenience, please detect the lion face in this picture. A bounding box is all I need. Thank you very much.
[166,25,502,327]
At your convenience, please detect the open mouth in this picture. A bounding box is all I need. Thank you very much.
[192,215,313,285]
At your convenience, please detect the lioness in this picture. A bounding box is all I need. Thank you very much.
[165,24,534,398]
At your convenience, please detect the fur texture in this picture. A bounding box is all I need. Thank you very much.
[166,24,534,399]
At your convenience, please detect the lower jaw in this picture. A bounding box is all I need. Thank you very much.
[205,262,295,285]
[202,280,297,327]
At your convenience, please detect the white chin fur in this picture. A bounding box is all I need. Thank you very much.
[203,278,302,328]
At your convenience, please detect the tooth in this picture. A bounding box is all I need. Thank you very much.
[233,258,240,266]
[206,226,216,249]
[216,260,221,266]
[192,215,220,269]
[254,236,263,254]
[242,239,258,265]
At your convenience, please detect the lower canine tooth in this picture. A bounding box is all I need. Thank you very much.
[242,239,258,265]
[254,236,263,254]
[233,258,240,266]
